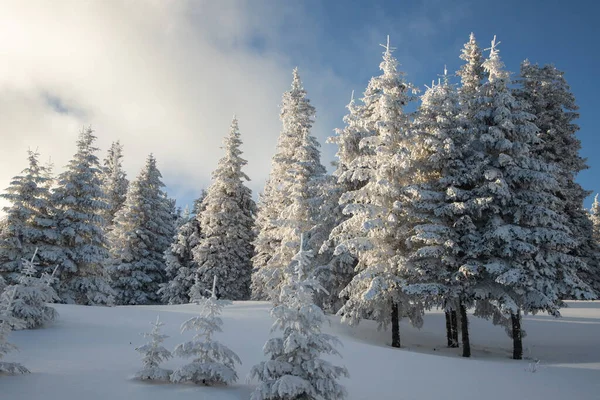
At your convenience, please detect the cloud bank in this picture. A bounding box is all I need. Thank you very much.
[0,0,350,209]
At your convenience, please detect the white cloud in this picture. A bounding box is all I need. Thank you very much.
[0,0,346,209]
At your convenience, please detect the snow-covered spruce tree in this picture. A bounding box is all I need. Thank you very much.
[0,150,60,283]
[399,73,467,349]
[249,234,348,400]
[591,195,600,243]
[320,92,371,314]
[108,154,173,305]
[190,118,256,301]
[134,315,173,381]
[470,37,594,359]
[514,61,600,296]
[333,38,420,348]
[252,68,326,301]
[444,32,485,349]
[172,276,241,385]
[101,141,129,228]
[0,287,29,374]
[8,249,59,329]
[159,191,206,305]
[52,127,114,305]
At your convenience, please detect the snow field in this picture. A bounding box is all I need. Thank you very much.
[3,301,599,400]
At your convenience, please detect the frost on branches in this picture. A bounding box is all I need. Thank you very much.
[52,127,114,305]
[134,315,173,381]
[468,37,594,358]
[252,68,326,301]
[101,141,129,228]
[514,60,600,295]
[108,154,174,305]
[171,276,241,385]
[159,192,205,305]
[333,38,420,348]
[8,249,59,330]
[399,72,468,347]
[0,150,60,283]
[191,118,256,301]
[249,234,348,400]
[0,287,30,374]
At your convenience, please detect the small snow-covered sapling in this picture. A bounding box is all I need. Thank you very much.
[0,286,30,374]
[134,315,173,381]
[171,276,241,386]
[9,249,59,330]
[249,233,348,400]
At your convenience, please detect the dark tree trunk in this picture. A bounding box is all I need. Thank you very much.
[451,310,459,347]
[460,302,471,357]
[511,310,523,360]
[391,302,401,348]
[445,311,453,347]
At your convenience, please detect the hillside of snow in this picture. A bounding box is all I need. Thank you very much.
[3,301,599,400]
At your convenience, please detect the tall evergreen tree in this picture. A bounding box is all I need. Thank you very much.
[101,141,129,227]
[108,154,173,305]
[333,38,419,348]
[470,37,594,359]
[0,150,60,283]
[190,118,256,301]
[252,68,326,301]
[514,61,600,295]
[52,128,114,305]
[322,92,370,313]
[400,73,466,349]
[159,191,206,305]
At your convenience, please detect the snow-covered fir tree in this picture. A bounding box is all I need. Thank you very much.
[332,38,419,348]
[514,60,600,296]
[321,92,370,313]
[159,191,206,305]
[190,118,256,301]
[171,276,241,385]
[8,249,59,329]
[0,286,29,374]
[52,128,114,305]
[252,68,326,301]
[249,234,348,400]
[591,195,600,243]
[469,37,594,359]
[0,150,60,283]
[108,154,174,305]
[399,73,466,349]
[134,315,173,381]
[101,141,129,227]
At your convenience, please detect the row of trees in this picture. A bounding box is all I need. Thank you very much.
[250,34,600,360]
[0,32,598,361]
[0,117,256,307]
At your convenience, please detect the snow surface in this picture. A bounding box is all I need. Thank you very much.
[3,301,600,400]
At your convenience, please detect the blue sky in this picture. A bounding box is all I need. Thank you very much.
[0,0,597,211]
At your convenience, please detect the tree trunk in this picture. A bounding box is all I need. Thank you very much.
[450,310,459,348]
[391,302,401,348]
[460,302,471,357]
[511,310,523,360]
[445,311,452,347]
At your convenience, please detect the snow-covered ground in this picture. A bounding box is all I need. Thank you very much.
[3,301,599,400]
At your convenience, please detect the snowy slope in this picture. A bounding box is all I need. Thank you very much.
[3,301,599,400]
